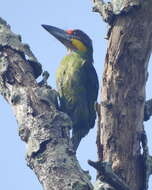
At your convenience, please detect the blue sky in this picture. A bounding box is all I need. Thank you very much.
[0,0,152,189]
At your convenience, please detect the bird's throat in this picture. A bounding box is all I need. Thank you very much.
[67,48,92,62]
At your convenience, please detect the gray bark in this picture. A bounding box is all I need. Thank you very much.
[1,0,152,189]
[144,99,152,121]
[0,18,92,190]
[92,0,152,190]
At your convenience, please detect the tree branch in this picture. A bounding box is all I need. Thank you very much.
[92,0,140,24]
[144,99,152,121]
[92,0,141,39]
[88,160,130,190]
[92,0,114,24]
[0,17,92,190]
[140,130,152,190]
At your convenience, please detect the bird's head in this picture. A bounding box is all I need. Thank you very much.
[42,25,93,58]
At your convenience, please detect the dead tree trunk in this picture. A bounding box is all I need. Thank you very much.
[90,0,152,190]
[1,0,152,190]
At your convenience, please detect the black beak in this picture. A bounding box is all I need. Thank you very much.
[42,25,72,48]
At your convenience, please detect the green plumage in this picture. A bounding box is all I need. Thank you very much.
[56,51,98,150]
[41,25,99,150]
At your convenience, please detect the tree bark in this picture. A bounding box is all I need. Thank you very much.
[1,0,152,189]
[0,18,92,190]
[93,0,152,189]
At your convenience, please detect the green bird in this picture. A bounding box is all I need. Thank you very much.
[42,25,99,150]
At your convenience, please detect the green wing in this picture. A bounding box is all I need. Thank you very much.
[83,61,99,127]
[56,52,99,148]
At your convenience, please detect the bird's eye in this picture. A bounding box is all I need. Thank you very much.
[66,29,74,35]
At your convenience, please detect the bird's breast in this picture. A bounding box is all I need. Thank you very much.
[56,53,85,86]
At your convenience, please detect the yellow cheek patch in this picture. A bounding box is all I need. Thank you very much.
[71,39,87,52]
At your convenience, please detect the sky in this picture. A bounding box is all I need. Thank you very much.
[0,0,152,189]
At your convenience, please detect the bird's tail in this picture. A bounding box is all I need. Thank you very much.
[71,127,89,151]
[71,133,82,151]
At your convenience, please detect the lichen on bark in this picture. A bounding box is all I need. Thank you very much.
[0,17,93,190]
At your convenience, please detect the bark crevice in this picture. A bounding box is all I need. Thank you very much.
[0,18,93,190]
[92,0,152,189]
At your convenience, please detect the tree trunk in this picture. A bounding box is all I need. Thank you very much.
[0,18,92,190]
[1,0,152,189]
[94,0,152,189]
